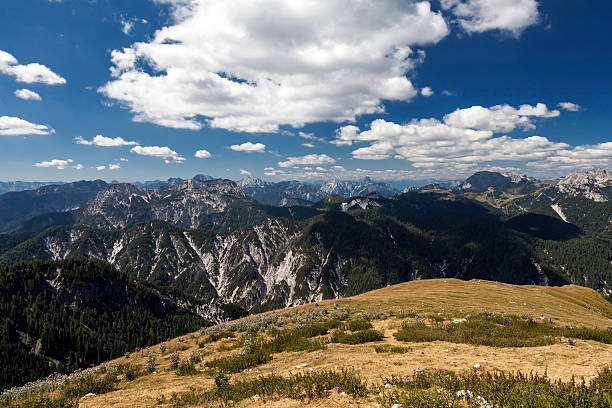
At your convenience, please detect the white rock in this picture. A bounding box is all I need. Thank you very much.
[81,393,96,398]
[473,363,481,369]
[384,383,392,388]
[296,363,308,368]
[252,394,260,401]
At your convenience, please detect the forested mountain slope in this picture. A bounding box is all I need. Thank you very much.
[0,259,208,390]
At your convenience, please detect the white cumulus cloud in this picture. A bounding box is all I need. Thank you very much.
[230,142,266,153]
[421,86,434,97]
[120,16,148,35]
[278,154,336,168]
[240,169,252,175]
[74,134,138,146]
[96,165,106,171]
[100,0,449,132]
[558,102,581,112]
[0,49,66,85]
[131,145,185,163]
[443,103,559,133]
[195,149,212,158]
[14,88,42,101]
[329,99,611,177]
[441,0,540,37]
[0,116,54,136]
[33,159,73,169]
[109,163,121,170]
[74,164,84,170]
[332,104,573,171]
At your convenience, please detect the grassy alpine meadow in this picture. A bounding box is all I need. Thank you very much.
[3,279,612,407]
[394,312,612,348]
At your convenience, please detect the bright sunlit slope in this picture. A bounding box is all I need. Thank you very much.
[6,278,612,408]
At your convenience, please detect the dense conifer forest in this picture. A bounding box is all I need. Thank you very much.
[0,259,207,390]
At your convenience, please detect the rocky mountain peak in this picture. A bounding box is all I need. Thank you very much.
[558,168,611,187]
[557,168,611,202]
[456,171,536,191]
[77,178,251,229]
[239,176,267,189]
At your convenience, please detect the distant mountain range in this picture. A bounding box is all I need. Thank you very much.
[0,181,66,195]
[0,168,609,312]
[0,180,108,232]
[239,175,398,206]
[453,171,537,191]
[0,167,609,390]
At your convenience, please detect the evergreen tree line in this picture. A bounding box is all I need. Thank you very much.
[0,259,207,390]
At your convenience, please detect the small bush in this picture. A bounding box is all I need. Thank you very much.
[176,358,198,376]
[346,319,373,331]
[332,329,384,345]
[394,313,612,348]
[122,365,136,382]
[189,350,202,365]
[169,351,180,370]
[379,368,612,407]
[374,345,412,354]
[204,350,272,374]
[213,370,230,389]
[169,369,367,405]
[209,331,236,342]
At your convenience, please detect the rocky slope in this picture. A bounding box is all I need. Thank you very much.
[2,191,574,318]
[556,168,611,202]
[460,168,612,219]
[75,179,252,230]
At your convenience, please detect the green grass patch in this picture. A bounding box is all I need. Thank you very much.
[202,320,342,374]
[380,368,612,408]
[346,319,373,331]
[203,350,271,374]
[374,345,412,354]
[395,313,612,347]
[217,340,243,352]
[331,329,384,345]
[167,369,368,405]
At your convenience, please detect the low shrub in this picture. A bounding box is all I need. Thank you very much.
[346,319,373,331]
[176,358,198,376]
[121,365,136,382]
[213,370,230,389]
[169,369,368,405]
[204,350,271,374]
[394,313,612,347]
[146,354,157,373]
[60,370,118,399]
[169,351,180,370]
[374,345,412,354]
[189,350,202,364]
[332,329,384,345]
[379,368,612,407]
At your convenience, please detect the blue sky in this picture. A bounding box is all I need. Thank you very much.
[0,0,610,185]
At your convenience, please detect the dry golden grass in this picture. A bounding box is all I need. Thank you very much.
[79,279,612,407]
